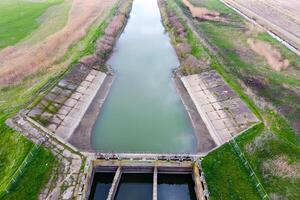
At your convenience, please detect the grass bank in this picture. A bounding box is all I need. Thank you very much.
[0,1,119,198]
[0,0,63,49]
[169,0,300,199]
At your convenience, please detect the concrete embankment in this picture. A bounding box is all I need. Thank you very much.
[181,71,259,146]
[69,74,115,151]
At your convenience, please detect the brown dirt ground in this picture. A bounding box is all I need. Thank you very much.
[0,0,116,86]
[247,38,289,71]
[182,0,223,22]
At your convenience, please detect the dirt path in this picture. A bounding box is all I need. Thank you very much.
[0,0,117,86]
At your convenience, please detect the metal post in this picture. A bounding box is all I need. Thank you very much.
[153,167,158,200]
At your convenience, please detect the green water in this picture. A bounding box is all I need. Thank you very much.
[92,0,197,153]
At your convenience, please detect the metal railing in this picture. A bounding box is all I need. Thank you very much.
[94,152,205,161]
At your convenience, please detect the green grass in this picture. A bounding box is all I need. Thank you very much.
[0,0,63,49]
[203,115,300,199]
[202,143,261,200]
[236,113,300,199]
[170,0,300,199]
[1,148,57,200]
[0,122,33,192]
[0,78,57,198]
[186,28,209,60]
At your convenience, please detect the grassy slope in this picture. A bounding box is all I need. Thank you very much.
[0,1,63,196]
[0,123,33,191]
[0,76,58,198]
[237,112,300,199]
[0,1,118,198]
[0,0,63,49]
[171,0,300,199]
[2,149,57,200]
[202,142,261,200]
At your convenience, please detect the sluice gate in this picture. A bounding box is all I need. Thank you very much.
[84,159,209,200]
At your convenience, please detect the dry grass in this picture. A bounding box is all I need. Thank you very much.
[262,155,300,178]
[245,22,264,36]
[0,0,116,86]
[245,131,276,154]
[247,38,289,71]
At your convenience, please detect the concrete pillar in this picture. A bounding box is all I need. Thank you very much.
[153,167,158,200]
[193,164,206,200]
[107,167,122,200]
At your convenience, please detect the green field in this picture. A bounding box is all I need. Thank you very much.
[0,0,64,49]
[169,0,300,199]
[202,142,261,200]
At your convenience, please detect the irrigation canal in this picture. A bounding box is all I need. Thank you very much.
[92,0,198,153]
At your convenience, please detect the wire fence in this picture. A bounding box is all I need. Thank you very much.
[229,139,269,200]
[0,143,41,198]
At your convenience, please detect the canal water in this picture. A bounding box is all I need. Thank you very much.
[92,0,197,153]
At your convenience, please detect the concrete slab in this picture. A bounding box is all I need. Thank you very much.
[70,92,82,100]
[181,70,259,146]
[86,74,95,82]
[64,99,78,108]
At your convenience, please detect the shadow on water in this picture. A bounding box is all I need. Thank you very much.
[89,173,114,200]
